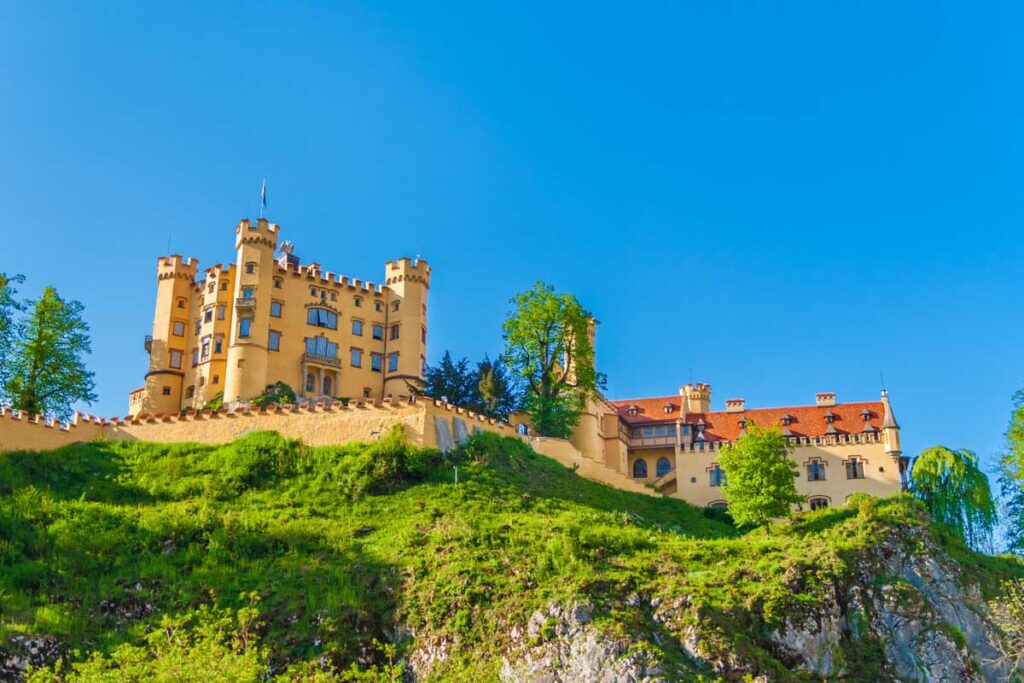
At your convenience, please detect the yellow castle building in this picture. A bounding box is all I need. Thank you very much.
[561,383,907,510]
[129,218,430,415]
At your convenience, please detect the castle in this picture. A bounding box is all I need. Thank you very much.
[113,216,906,510]
[129,218,430,416]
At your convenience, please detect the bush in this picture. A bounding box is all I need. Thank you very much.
[251,382,296,408]
[203,393,224,411]
[215,431,301,492]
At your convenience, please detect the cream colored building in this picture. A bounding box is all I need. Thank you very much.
[562,384,906,510]
[130,218,429,415]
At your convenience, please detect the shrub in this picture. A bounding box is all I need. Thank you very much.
[203,392,224,411]
[251,382,296,408]
[215,431,301,492]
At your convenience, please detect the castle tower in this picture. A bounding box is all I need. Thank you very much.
[382,257,431,396]
[141,255,200,414]
[880,389,901,456]
[680,383,711,414]
[224,218,280,403]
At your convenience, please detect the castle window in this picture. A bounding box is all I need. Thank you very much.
[172,321,185,337]
[420,355,427,375]
[352,320,364,336]
[217,305,226,320]
[807,459,826,482]
[627,405,638,417]
[354,296,363,308]
[845,457,865,480]
[517,423,529,436]
[305,337,338,359]
[212,375,219,385]
[656,457,672,477]
[162,386,172,396]
[220,282,228,291]
[204,308,213,323]
[421,327,427,343]
[199,376,205,386]
[191,349,198,367]
[306,308,338,330]
[305,373,315,393]
[239,318,252,338]
[350,347,363,368]
[176,298,186,309]
[371,353,382,372]
[392,301,400,312]
[242,287,254,299]
[245,262,256,274]
[632,459,648,478]
[389,325,400,340]
[375,300,383,312]
[323,375,333,396]
[330,292,337,302]
[310,287,317,297]
[186,386,195,399]
[372,324,384,340]
[270,301,282,318]
[237,359,245,368]
[214,335,223,354]
[268,330,281,351]
[169,349,183,369]
[201,336,211,361]
[388,352,399,372]
[363,387,371,398]
[709,465,726,487]
[207,283,214,294]
[809,497,829,511]
[273,278,282,289]
[195,319,202,335]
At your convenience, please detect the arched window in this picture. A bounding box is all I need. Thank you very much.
[305,373,315,393]
[323,375,332,396]
[632,459,648,478]
[656,457,672,477]
[809,497,830,511]
[708,500,728,510]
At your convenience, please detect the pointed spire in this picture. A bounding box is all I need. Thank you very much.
[881,389,899,429]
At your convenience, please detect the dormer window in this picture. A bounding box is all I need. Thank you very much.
[663,402,672,414]
[781,414,792,426]
[627,405,638,417]
[824,411,835,424]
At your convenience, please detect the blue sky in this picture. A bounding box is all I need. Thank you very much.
[1,2,1022,475]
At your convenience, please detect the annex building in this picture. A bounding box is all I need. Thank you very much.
[130,218,429,416]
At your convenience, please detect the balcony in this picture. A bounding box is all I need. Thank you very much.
[627,435,679,449]
[303,352,341,367]
[235,296,257,310]
[144,335,153,353]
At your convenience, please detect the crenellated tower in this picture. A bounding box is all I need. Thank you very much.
[383,257,431,396]
[224,218,280,403]
[140,255,200,414]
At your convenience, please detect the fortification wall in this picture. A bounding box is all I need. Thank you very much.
[0,409,108,452]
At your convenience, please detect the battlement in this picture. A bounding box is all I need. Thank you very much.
[235,218,280,249]
[386,257,431,287]
[157,254,199,281]
[276,262,387,294]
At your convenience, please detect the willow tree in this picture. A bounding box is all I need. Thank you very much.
[911,446,996,550]
[502,282,604,437]
[5,286,97,420]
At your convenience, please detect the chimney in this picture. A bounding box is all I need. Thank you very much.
[815,392,836,407]
[725,398,745,413]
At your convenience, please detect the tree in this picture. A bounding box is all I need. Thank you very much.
[987,579,1024,677]
[717,424,805,533]
[0,273,25,401]
[1000,389,1024,554]
[422,351,476,406]
[471,355,520,420]
[4,286,97,420]
[910,445,996,550]
[251,381,297,408]
[502,282,604,437]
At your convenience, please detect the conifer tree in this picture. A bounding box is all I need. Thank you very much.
[472,355,520,420]
[5,286,97,420]
[423,351,476,406]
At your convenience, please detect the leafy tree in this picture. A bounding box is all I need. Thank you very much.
[717,424,805,533]
[0,272,25,400]
[987,579,1024,678]
[423,350,476,405]
[502,282,604,437]
[1000,389,1024,554]
[5,286,97,420]
[251,381,296,408]
[910,445,996,550]
[471,355,520,420]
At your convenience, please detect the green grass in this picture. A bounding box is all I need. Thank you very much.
[0,429,1020,681]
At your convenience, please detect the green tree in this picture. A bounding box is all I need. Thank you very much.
[471,355,520,420]
[502,282,604,437]
[4,286,97,420]
[422,350,476,405]
[1000,389,1024,554]
[0,272,25,400]
[911,445,996,550]
[718,424,805,533]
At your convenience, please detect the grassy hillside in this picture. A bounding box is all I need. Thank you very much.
[0,430,1019,681]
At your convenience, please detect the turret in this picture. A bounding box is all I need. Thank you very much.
[225,218,280,402]
[680,382,711,414]
[138,255,200,414]
[880,389,901,456]
[382,257,431,396]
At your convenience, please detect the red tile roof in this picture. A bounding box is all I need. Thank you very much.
[610,396,885,442]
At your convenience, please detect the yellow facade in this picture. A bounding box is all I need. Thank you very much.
[130,218,430,415]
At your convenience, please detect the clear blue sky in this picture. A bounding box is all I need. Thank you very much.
[2,2,1022,475]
